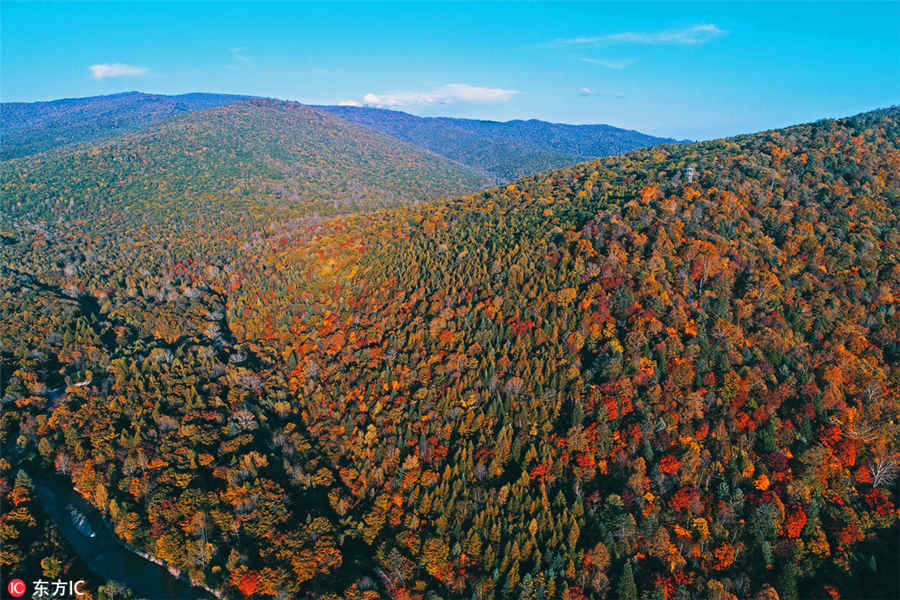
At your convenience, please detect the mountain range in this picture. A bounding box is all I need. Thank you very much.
[2,91,683,183]
[317,105,686,182]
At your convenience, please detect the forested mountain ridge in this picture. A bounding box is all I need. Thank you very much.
[2,107,899,600]
[0,91,249,160]
[318,105,686,182]
[0,98,492,232]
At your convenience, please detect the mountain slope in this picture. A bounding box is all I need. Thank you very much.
[226,107,899,598]
[0,91,249,160]
[0,98,492,232]
[319,104,685,181]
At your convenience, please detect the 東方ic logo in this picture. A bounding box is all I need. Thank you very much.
[29,579,86,597]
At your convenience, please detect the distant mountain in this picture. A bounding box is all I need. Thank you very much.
[0,98,492,230]
[317,105,687,181]
[0,91,248,160]
[1,92,684,182]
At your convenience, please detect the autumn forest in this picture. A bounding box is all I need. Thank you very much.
[1,94,898,600]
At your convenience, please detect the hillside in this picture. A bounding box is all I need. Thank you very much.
[2,108,898,600]
[0,98,492,235]
[225,107,900,599]
[0,91,249,160]
[319,105,685,182]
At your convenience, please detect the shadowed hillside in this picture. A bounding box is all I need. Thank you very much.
[0,91,249,160]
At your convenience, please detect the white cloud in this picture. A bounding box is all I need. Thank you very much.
[89,63,149,80]
[439,83,518,103]
[579,88,625,98]
[579,57,636,69]
[231,47,251,64]
[554,24,726,46]
[342,83,518,108]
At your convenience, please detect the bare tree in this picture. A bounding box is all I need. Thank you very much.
[870,459,898,489]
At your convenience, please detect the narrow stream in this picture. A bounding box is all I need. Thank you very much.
[6,438,215,600]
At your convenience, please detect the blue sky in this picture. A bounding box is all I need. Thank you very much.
[2,1,898,139]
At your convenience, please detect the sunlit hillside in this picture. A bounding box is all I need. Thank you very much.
[1,98,492,232]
